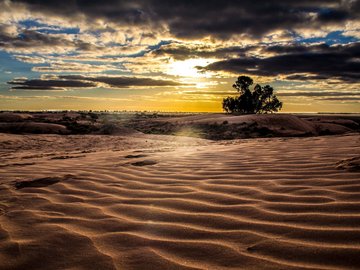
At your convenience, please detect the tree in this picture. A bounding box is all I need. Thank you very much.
[222,76,282,114]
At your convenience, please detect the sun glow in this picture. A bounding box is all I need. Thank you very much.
[166,58,216,78]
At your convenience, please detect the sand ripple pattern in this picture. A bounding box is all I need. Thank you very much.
[1,134,360,270]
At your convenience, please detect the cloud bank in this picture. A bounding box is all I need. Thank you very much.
[0,0,359,111]
[8,75,184,90]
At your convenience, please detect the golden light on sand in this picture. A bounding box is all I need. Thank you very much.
[166,58,216,78]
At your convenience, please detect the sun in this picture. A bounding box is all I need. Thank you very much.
[166,58,216,78]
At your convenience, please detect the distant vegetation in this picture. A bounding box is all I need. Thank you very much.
[222,76,282,114]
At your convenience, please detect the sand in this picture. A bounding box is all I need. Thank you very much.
[0,112,359,139]
[1,128,360,270]
[124,113,359,139]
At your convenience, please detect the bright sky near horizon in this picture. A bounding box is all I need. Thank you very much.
[0,0,359,112]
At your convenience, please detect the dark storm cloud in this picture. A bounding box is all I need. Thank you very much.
[0,27,66,47]
[321,97,360,100]
[264,43,332,54]
[11,0,150,26]
[58,75,184,87]
[7,75,184,90]
[12,0,359,39]
[317,8,350,22]
[277,92,360,97]
[0,26,99,51]
[131,0,356,39]
[151,43,252,60]
[7,79,97,90]
[152,40,357,63]
[200,42,360,82]
[182,90,360,98]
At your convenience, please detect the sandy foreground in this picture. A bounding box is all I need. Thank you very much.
[1,131,360,270]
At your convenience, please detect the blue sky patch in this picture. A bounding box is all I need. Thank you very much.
[296,31,359,45]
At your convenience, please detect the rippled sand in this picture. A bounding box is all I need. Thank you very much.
[1,133,360,270]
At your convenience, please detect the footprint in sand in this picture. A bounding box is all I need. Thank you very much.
[50,155,86,160]
[125,152,157,166]
[125,154,148,159]
[15,175,74,189]
[336,156,360,171]
[131,160,157,166]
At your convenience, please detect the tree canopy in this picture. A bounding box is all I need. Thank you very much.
[222,76,282,114]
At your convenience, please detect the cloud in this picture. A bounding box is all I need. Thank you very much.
[0,26,100,54]
[7,78,98,90]
[277,91,360,97]
[151,42,253,60]
[9,0,359,40]
[57,75,184,88]
[181,90,360,98]
[1,1,358,73]
[7,75,185,90]
[14,55,46,64]
[31,61,121,73]
[1,0,359,112]
[200,42,360,82]
[320,97,360,101]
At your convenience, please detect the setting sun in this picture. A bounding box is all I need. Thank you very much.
[166,58,216,78]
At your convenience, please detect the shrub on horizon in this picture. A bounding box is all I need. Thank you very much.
[222,76,282,114]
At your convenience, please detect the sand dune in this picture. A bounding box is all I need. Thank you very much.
[1,132,360,269]
[0,112,358,140]
[0,122,69,134]
[0,113,33,122]
[124,113,359,139]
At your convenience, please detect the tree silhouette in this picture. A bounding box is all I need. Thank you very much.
[222,76,282,114]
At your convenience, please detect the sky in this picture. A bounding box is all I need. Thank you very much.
[0,0,359,112]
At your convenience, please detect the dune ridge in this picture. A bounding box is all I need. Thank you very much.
[1,133,360,269]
